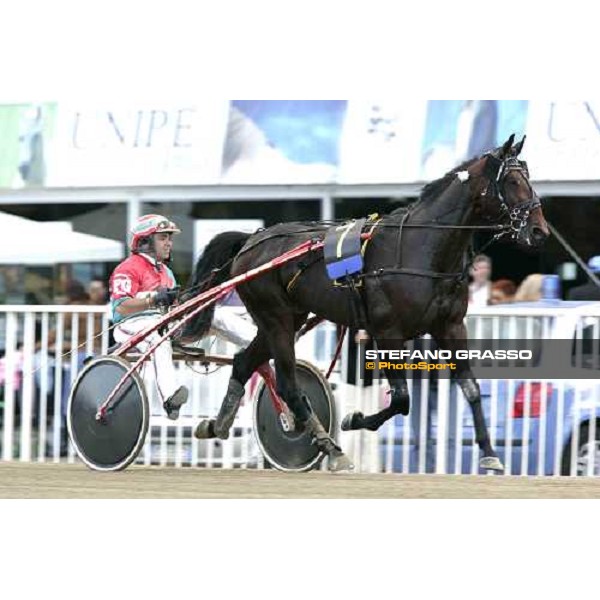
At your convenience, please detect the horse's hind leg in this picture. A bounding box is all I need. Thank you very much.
[195,331,271,440]
[433,324,503,472]
[341,338,410,432]
[264,313,353,472]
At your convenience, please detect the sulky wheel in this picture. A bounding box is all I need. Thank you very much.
[67,355,149,472]
[253,359,336,472]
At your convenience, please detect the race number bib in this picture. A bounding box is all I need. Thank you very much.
[112,274,133,297]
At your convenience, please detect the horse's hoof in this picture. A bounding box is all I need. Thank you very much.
[398,400,410,416]
[328,450,354,472]
[341,412,362,431]
[213,426,231,440]
[480,456,504,472]
[194,419,217,440]
[390,389,410,416]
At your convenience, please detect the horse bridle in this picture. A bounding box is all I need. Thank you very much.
[366,153,543,283]
[483,154,542,241]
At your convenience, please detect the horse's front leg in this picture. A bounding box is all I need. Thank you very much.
[341,338,411,432]
[433,323,504,472]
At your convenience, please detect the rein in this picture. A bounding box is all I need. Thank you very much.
[361,154,537,283]
[379,222,507,231]
[182,152,539,300]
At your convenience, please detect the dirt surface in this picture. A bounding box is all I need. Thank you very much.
[2,461,600,498]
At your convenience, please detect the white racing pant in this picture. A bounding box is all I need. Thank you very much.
[114,308,256,404]
[210,306,257,348]
[114,315,180,404]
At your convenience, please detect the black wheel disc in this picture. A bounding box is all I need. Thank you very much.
[67,356,149,471]
[254,360,336,472]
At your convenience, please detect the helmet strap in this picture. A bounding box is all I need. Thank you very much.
[135,235,155,256]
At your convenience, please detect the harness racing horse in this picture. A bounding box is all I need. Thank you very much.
[182,134,548,473]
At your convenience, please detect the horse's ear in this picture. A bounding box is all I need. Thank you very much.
[513,135,526,156]
[501,133,516,157]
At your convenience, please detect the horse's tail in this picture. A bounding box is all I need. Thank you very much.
[179,231,251,341]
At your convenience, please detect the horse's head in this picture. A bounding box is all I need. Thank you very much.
[470,134,549,248]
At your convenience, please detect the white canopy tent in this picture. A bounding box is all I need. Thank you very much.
[0,211,124,264]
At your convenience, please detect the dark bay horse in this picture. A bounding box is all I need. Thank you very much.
[182,134,548,472]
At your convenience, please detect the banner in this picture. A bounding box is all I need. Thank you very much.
[525,101,600,181]
[46,101,230,186]
[220,100,347,184]
[0,103,57,188]
[336,100,426,183]
[420,100,529,180]
[1,100,600,188]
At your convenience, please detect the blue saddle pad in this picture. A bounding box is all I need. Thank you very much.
[324,218,366,281]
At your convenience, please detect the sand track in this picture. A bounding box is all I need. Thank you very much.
[1,462,600,498]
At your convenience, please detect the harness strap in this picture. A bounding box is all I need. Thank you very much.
[360,214,381,256]
[364,267,463,280]
[285,270,303,294]
[377,222,506,231]
[238,225,328,257]
[345,275,369,329]
[394,211,410,268]
[285,253,325,294]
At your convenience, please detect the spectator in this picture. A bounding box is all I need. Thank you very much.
[468,254,492,307]
[62,280,95,427]
[87,278,112,349]
[62,280,93,350]
[568,256,600,300]
[33,280,93,456]
[514,273,544,302]
[36,280,92,355]
[87,279,108,305]
[489,279,517,305]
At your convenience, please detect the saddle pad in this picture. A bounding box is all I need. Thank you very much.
[324,218,366,281]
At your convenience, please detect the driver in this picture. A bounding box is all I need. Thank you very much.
[109,214,188,420]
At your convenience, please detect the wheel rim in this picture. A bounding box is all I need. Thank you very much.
[253,361,335,472]
[67,356,149,471]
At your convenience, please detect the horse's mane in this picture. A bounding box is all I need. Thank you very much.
[390,156,480,218]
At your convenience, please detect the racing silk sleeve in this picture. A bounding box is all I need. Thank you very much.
[110,263,143,323]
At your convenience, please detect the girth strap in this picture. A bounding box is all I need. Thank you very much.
[344,275,369,330]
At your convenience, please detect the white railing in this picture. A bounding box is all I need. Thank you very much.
[0,305,111,464]
[0,305,338,469]
[2,302,600,477]
[372,302,600,477]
